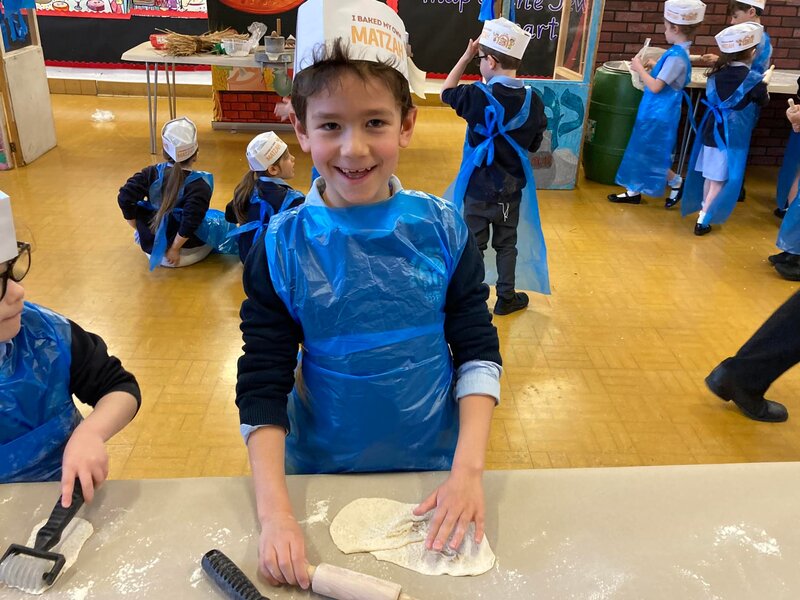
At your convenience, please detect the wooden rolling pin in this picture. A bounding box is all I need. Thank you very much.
[307,563,420,600]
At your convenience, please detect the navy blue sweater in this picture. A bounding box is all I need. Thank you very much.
[236,224,502,432]
[442,82,547,204]
[224,179,304,263]
[702,65,770,148]
[117,164,212,254]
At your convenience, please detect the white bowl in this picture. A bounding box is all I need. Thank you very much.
[222,38,250,57]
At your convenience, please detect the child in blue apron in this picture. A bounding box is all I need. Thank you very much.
[769,98,800,277]
[117,117,217,271]
[224,132,304,263]
[681,23,769,235]
[236,0,501,590]
[0,194,140,504]
[441,17,549,315]
[609,0,705,208]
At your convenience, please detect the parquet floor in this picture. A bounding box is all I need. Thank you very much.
[3,93,799,479]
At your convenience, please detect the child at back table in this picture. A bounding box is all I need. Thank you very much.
[236,0,501,590]
[609,0,706,208]
[225,132,304,263]
[442,17,549,315]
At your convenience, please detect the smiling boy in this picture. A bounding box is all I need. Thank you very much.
[235,0,502,590]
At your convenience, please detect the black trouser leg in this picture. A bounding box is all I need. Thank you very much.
[465,205,491,257]
[491,202,520,301]
[722,290,800,395]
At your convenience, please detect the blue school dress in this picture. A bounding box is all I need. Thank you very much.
[615,44,691,196]
[447,81,549,295]
[0,303,81,483]
[264,178,466,474]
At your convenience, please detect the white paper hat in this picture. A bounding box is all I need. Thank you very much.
[162,117,198,163]
[247,132,288,171]
[0,192,17,264]
[715,22,763,53]
[294,0,427,97]
[736,0,765,10]
[479,17,532,61]
[664,0,706,24]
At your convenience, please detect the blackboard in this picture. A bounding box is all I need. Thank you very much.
[399,0,589,78]
[206,0,589,79]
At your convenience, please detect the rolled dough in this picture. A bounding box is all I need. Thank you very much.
[0,517,93,594]
[330,498,495,576]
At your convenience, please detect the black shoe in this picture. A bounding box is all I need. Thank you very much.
[768,251,799,265]
[775,207,787,219]
[705,363,788,422]
[738,186,746,202]
[494,292,529,316]
[665,184,683,208]
[775,262,800,281]
[607,192,641,204]
[694,223,712,236]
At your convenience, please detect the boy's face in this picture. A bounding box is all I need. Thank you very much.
[0,261,24,342]
[730,7,756,24]
[664,21,679,44]
[294,70,417,208]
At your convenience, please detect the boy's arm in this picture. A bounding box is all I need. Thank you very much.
[177,178,213,239]
[118,165,155,219]
[441,39,480,93]
[529,93,548,153]
[630,56,667,94]
[63,321,141,505]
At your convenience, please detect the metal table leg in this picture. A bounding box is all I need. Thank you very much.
[145,61,156,155]
[677,89,702,176]
[154,63,159,145]
[170,62,177,119]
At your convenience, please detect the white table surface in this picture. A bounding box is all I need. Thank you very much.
[1,463,800,599]
[688,66,799,95]
[121,41,292,68]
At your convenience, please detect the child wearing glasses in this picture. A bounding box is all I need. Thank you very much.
[0,194,140,507]
[441,17,549,315]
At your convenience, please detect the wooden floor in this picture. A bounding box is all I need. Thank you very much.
[3,94,800,479]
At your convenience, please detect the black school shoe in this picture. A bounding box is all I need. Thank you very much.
[607,192,641,204]
[768,251,799,265]
[494,292,529,316]
[705,363,788,422]
[775,262,800,281]
[738,186,746,202]
[775,207,787,219]
[664,184,683,208]
[694,223,712,236]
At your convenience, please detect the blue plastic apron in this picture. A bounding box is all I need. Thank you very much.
[776,192,800,254]
[615,44,692,197]
[138,163,233,270]
[752,32,772,76]
[682,69,762,224]
[0,303,80,483]
[446,81,550,295]
[776,132,800,211]
[226,177,303,243]
[265,180,466,474]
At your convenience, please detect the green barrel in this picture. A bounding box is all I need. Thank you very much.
[582,61,643,185]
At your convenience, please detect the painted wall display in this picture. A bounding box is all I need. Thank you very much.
[34,0,206,15]
[34,0,129,14]
[131,0,206,14]
[529,81,587,189]
[211,62,292,123]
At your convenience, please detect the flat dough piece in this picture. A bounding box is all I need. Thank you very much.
[1,518,93,594]
[330,498,495,576]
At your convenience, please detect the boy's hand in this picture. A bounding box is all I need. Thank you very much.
[788,99,800,132]
[460,38,480,63]
[274,97,294,122]
[258,513,310,589]
[701,53,719,65]
[165,246,181,267]
[413,467,485,554]
[61,423,109,507]
[630,55,644,74]
[762,65,775,85]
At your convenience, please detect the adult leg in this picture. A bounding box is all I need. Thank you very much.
[706,290,800,421]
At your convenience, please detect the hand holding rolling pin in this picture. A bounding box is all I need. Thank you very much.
[762,65,775,85]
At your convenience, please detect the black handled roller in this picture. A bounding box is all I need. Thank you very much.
[201,549,268,600]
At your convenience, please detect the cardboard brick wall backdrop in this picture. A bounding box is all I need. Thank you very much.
[594,0,800,167]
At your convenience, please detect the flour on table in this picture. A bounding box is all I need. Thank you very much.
[330,498,495,576]
[0,518,93,594]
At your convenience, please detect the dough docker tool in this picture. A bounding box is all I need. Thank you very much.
[202,548,422,600]
[0,480,84,593]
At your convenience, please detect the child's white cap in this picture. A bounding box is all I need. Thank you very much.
[247,132,288,171]
[162,117,198,163]
[715,22,763,53]
[664,0,706,24]
[479,17,532,61]
[735,0,766,9]
[294,0,427,97]
[0,192,18,264]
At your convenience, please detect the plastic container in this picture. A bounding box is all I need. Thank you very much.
[263,36,286,53]
[582,61,643,185]
[222,38,250,57]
